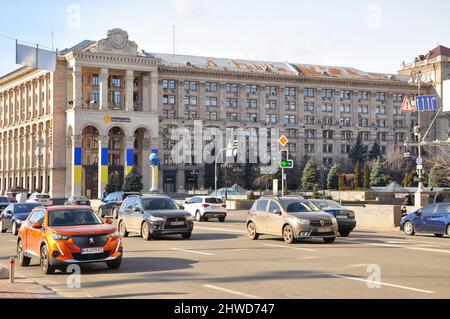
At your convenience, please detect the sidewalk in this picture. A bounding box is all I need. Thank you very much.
[0,279,58,299]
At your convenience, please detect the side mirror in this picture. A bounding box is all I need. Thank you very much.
[180,205,185,210]
[104,219,113,225]
[133,206,142,213]
[5,211,13,216]
[32,221,43,229]
[273,210,282,215]
[415,210,422,216]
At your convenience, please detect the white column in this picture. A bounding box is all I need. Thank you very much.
[73,66,82,109]
[142,74,150,112]
[125,70,134,112]
[36,78,42,117]
[43,74,49,115]
[150,72,159,113]
[99,68,109,110]
[12,89,16,124]
[24,84,28,121]
[29,80,35,120]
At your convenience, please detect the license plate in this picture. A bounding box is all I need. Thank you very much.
[336,215,348,219]
[318,227,332,233]
[170,221,185,226]
[81,247,104,255]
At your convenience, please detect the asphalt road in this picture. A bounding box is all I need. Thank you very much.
[1,213,450,299]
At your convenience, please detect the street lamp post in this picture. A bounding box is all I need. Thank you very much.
[214,147,235,195]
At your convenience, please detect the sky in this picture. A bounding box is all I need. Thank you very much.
[1,0,450,76]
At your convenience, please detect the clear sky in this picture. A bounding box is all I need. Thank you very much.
[1,0,449,76]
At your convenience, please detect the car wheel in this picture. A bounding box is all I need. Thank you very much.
[12,222,18,236]
[107,255,122,270]
[119,220,129,238]
[112,207,119,219]
[17,239,31,267]
[404,221,415,236]
[0,219,5,233]
[339,230,351,237]
[195,211,202,222]
[434,234,444,238]
[218,217,226,223]
[283,225,295,244]
[181,232,192,239]
[323,237,336,243]
[141,222,152,241]
[247,222,259,240]
[40,245,56,274]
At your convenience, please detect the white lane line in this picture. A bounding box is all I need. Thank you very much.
[195,226,247,234]
[203,285,260,299]
[337,239,450,254]
[331,274,435,294]
[263,243,318,252]
[171,248,214,256]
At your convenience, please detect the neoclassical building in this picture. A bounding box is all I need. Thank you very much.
[0,28,447,198]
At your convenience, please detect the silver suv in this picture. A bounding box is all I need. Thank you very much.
[118,194,194,240]
[247,197,338,244]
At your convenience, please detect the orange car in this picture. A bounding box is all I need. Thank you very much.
[17,206,123,274]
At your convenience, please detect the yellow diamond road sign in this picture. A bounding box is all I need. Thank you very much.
[279,135,289,147]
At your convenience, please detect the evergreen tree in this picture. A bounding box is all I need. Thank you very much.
[348,134,368,164]
[338,174,348,191]
[369,140,383,160]
[354,162,362,189]
[122,166,143,192]
[327,164,341,190]
[301,160,320,191]
[363,162,371,190]
[105,171,122,194]
[429,164,449,187]
[370,158,385,187]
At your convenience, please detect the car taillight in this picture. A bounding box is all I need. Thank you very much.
[117,201,123,205]
[87,201,91,206]
[33,199,39,202]
[73,200,79,205]
[202,204,210,208]
[11,200,17,203]
[222,204,227,208]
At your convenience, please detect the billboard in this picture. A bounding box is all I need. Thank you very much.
[16,43,56,72]
[444,80,450,112]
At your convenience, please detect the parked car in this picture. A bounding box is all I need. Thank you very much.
[27,193,53,206]
[0,203,44,235]
[118,194,194,240]
[0,196,17,212]
[98,191,141,219]
[17,206,123,274]
[184,196,227,222]
[65,196,91,206]
[309,199,357,237]
[247,196,338,244]
[400,203,450,238]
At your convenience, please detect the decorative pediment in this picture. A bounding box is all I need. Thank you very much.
[92,28,138,56]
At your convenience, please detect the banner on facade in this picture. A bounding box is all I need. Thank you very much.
[16,42,57,72]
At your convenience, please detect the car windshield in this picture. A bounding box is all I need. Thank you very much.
[282,201,320,213]
[73,196,88,201]
[205,198,224,204]
[313,200,342,209]
[142,198,179,211]
[0,197,13,203]
[14,204,41,214]
[49,210,103,226]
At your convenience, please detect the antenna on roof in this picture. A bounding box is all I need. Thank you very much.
[172,24,176,56]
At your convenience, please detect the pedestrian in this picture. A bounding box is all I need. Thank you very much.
[434,190,444,204]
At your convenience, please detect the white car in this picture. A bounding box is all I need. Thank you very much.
[184,196,227,222]
[26,193,53,206]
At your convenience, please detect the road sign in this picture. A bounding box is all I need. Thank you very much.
[416,157,423,165]
[279,135,289,147]
[415,95,438,112]
[401,96,415,113]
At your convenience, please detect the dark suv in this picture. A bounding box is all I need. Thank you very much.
[118,194,194,240]
[98,191,141,219]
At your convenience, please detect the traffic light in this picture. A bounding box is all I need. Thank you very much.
[280,150,294,169]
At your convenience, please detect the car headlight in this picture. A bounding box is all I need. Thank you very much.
[52,232,71,241]
[296,218,310,225]
[185,214,193,221]
[149,216,166,222]
[109,231,121,239]
[331,217,338,225]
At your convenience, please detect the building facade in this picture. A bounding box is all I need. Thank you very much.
[0,28,447,198]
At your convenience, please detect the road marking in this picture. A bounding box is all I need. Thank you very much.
[331,274,435,294]
[171,248,214,256]
[386,241,409,244]
[337,239,450,254]
[195,226,247,234]
[263,243,318,252]
[203,285,260,299]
